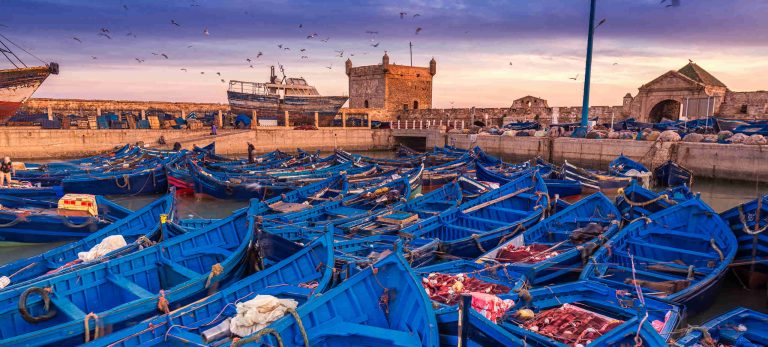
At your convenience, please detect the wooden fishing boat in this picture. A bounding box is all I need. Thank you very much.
[719,194,768,288]
[674,307,768,347]
[609,154,651,188]
[188,159,294,200]
[476,163,581,198]
[76,232,335,347]
[0,194,132,243]
[653,160,694,187]
[334,181,463,238]
[500,281,680,347]
[264,166,423,241]
[0,200,254,346]
[615,182,694,222]
[562,160,632,194]
[0,185,64,201]
[404,170,548,261]
[0,193,174,291]
[477,192,620,285]
[233,252,439,347]
[581,198,737,314]
[62,162,171,195]
[436,306,524,347]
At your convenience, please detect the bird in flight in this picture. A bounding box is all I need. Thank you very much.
[613,62,619,66]
[171,20,181,26]
[569,74,579,80]
[221,79,225,83]
[122,4,128,10]
[246,58,252,62]
[200,71,205,74]
[216,72,221,76]
[298,24,303,28]
[91,56,98,60]
[135,58,145,63]
[203,27,210,36]
[249,64,254,68]
[661,0,681,7]
[277,44,283,49]
[399,12,407,19]
[321,37,330,43]
[180,68,187,72]
[413,14,421,18]
[100,28,110,33]
[595,18,606,28]
[126,32,137,38]
[365,30,379,35]
[509,62,513,66]
[415,27,422,35]
[335,50,344,57]
[72,37,82,43]
[161,53,169,59]
[371,42,380,48]
[301,55,308,59]
[256,51,263,58]
[326,64,333,70]
[98,32,112,39]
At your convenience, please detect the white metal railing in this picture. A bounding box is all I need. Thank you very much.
[394,119,465,130]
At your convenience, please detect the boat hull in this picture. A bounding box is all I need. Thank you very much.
[0,66,52,119]
[227,91,348,117]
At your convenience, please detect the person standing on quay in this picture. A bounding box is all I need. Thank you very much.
[211,124,217,135]
[0,157,15,187]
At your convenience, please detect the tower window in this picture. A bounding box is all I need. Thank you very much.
[364,100,369,108]
[403,104,409,111]
[413,100,419,109]
[740,104,748,113]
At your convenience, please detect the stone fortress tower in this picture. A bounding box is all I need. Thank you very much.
[346,53,436,114]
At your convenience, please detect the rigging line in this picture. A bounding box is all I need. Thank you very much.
[0,33,47,65]
[0,39,22,68]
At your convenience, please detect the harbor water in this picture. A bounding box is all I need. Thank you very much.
[1,152,766,327]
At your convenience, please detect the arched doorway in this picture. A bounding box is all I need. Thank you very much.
[649,99,681,123]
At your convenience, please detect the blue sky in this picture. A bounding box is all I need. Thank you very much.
[1,0,766,107]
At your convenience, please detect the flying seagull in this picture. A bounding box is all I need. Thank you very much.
[321,37,329,43]
[100,28,110,33]
[365,30,379,34]
[246,58,252,62]
[171,19,181,26]
[221,79,225,83]
[72,37,82,43]
[415,27,422,35]
[399,12,407,19]
[413,14,421,18]
[256,51,263,58]
[203,27,209,36]
[91,56,97,60]
[371,42,380,48]
[98,32,112,39]
[569,74,579,80]
[135,58,144,63]
[180,68,187,72]
[161,53,169,59]
[326,65,333,70]
[216,72,221,76]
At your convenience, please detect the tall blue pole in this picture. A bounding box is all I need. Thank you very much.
[575,0,597,138]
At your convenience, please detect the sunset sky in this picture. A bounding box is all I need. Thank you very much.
[2,0,767,108]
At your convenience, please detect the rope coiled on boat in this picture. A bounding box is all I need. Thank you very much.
[0,211,31,228]
[18,286,57,323]
[157,290,170,314]
[115,174,131,190]
[737,204,768,235]
[58,216,98,229]
[84,312,100,343]
[232,328,284,347]
[616,188,675,207]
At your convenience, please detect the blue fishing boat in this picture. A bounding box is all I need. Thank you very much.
[500,281,680,346]
[0,200,253,346]
[334,181,463,238]
[653,160,693,187]
[0,185,64,201]
[581,198,737,314]
[188,159,294,200]
[77,232,335,347]
[476,163,581,198]
[719,194,768,287]
[615,182,694,222]
[233,252,439,347]
[674,307,768,347]
[563,160,633,194]
[609,154,649,177]
[0,193,174,291]
[0,194,132,243]
[477,192,620,285]
[264,166,423,241]
[62,162,170,195]
[405,170,548,261]
[436,307,525,346]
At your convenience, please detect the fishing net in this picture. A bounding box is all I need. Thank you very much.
[521,304,624,346]
[421,273,510,305]
[496,244,560,263]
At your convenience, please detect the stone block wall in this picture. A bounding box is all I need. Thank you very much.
[22,98,228,115]
[717,91,768,120]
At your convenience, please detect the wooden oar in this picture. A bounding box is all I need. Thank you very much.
[462,187,532,214]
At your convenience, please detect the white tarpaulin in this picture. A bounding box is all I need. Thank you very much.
[77,235,127,262]
[230,295,299,337]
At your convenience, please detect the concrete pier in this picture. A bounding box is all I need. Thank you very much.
[0,128,393,159]
[394,128,768,182]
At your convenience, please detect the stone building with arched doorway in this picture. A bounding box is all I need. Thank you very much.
[623,62,729,123]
